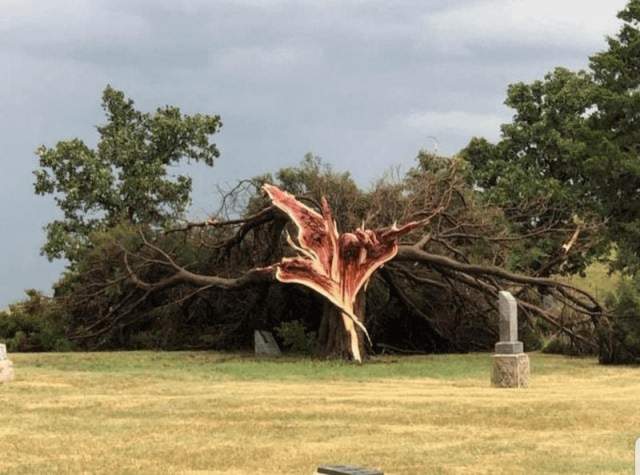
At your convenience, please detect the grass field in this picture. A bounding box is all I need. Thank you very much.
[0,352,638,474]
[566,260,622,300]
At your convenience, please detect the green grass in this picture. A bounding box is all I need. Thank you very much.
[16,350,603,380]
[18,351,502,380]
[566,260,622,299]
[1,351,639,474]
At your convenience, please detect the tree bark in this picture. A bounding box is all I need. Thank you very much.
[317,292,367,361]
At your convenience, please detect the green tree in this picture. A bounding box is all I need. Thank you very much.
[34,86,222,261]
[462,0,640,274]
[462,68,606,275]
[589,0,640,271]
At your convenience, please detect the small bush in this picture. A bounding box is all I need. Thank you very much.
[0,290,72,352]
[541,333,587,356]
[519,322,544,352]
[599,276,640,364]
[274,320,316,354]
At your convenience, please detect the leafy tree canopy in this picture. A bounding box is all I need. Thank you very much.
[34,86,222,262]
[462,0,640,274]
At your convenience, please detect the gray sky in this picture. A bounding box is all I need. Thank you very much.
[0,0,628,307]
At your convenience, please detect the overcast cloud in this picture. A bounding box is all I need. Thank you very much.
[0,0,628,307]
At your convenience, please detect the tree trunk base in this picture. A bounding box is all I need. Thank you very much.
[316,294,367,361]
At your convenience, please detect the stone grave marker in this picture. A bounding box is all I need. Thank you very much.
[542,293,555,310]
[315,465,383,475]
[0,343,15,383]
[254,330,282,357]
[494,291,523,355]
[491,291,530,388]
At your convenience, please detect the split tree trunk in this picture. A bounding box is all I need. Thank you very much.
[317,292,367,361]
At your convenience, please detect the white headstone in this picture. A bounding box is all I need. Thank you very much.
[542,294,555,310]
[254,331,281,357]
[492,291,529,387]
[0,344,13,383]
[495,291,523,354]
[498,291,518,341]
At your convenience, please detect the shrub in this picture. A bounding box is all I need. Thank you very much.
[599,276,640,364]
[542,334,586,356]
[539,306,597,357]
[274,320,316,354]
[0,290,72,352]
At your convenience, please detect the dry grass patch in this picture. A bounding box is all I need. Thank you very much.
[0,352,638,474]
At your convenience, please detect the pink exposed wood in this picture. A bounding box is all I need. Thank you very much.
[263,184,421,362]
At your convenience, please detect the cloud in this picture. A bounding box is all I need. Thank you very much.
[0,0,629,306]
[421,0,627,58]
[215,45,317,76]
[400,109,509,142]
[1,1,150,49]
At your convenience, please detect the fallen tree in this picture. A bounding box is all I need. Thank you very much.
[64,154,609,361]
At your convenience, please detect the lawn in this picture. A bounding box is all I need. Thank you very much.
[566,260,622,301]
[0,351,638,474]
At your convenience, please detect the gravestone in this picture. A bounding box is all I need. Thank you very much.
[542,293,555,310]
[254,330,281,357]
[491,291,530,388]
[0,343,15,383]
[315,465,383,475]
